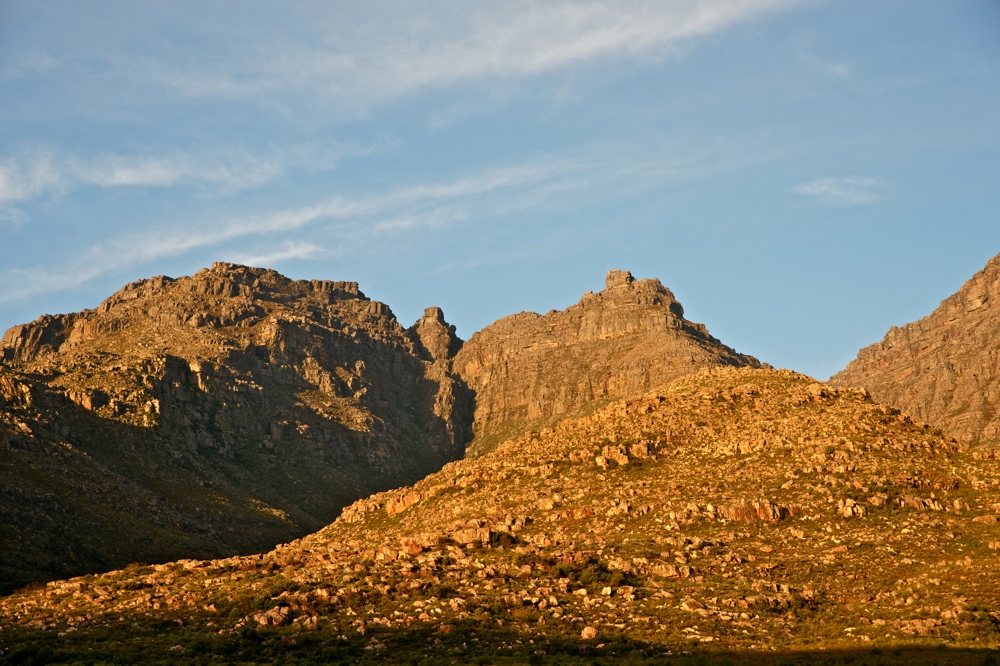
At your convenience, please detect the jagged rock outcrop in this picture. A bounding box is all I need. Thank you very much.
[0,263,471,593]
[408,307,462,363]
[453,269,761,454]
[831,253,1000,447]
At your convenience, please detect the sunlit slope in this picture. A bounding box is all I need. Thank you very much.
[2,367,999,662]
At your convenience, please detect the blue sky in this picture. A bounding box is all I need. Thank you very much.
[1,0,998,379]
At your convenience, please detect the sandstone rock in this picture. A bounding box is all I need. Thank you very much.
[253,605,291,627]
[454,269,760,454]
[0,263,472,592]
[581,625,598,639]
[831,253,1000,447]
[408,307,462,363]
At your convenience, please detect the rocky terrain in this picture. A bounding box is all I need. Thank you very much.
[454,269,761,455]
[2,367,999,664]
[832,252,1000,448]
[0,263,472,593]
[0,265,769,595]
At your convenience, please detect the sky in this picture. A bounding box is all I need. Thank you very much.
[1,1,998,380]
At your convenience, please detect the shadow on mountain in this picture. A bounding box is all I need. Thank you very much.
[1,333,470,594]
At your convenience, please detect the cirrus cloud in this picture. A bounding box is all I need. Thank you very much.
[795,176,882,206]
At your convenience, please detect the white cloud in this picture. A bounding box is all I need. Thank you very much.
[70,154,279,189]
[793,39,853,80]
[1,51,62,80]
[0,135,772,303]
[0,159,574,302]
[795,176,881,206]
[153,0,806,111]
[226,241,324,267]
[0,156,61,204]
[0,150,298,207]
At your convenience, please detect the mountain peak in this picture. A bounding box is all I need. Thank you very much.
[454,270,757,454]
[605,268,634,289]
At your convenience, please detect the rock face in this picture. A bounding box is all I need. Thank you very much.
[0,263,471,593]
[831,253,1000,447]
[453,269,761,454]
[5,368,1000,659]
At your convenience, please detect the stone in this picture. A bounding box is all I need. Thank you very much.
[408,307,462,363]
[454,269,760,455]
[832,252,1000,447]
[0,263,472,593]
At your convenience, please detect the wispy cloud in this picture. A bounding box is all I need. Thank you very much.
[0,156,61,205]
[1,51,62,81]
[225,241,324,267]
[0,135,775,304]
[793,39,853,80]
[0,150,283,206]
[795,176,882,206]
[71,153,281,189]
[0,158,577,302]
[150,1,805,111]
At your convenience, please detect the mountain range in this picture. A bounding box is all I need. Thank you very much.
[1,255,999,663]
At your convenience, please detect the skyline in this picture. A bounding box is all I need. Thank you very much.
[1,1,999,379]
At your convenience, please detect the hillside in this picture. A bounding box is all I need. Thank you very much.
[3,367,998,664]
[454,269,761,455]
[0,263,471,593]
[831,252,1000,448]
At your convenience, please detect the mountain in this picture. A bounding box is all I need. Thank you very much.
[2,367,998,663]
[0,263,471,593]
[454,269,762,455]
[831,253,1000,448]
[0,266,765,592]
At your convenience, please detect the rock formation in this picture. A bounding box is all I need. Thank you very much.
[0,263,471,593]
[4,368,999,660]
[831,252,1000,447]
[0,265,763,593]
[453,269,762,454]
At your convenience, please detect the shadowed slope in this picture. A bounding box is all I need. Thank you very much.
[0,263,471,592]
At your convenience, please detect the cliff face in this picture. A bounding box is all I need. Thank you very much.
[0,263,472,592]
[831,253,1000,447]
[453,270,761,454]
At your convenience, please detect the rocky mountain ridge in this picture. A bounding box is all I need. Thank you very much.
[454,269,762,454]
[831,252,1000,448]
[0,265,762,593]
[0,263,472,593]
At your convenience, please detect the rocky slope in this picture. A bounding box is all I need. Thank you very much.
[0,263,471,593]
[831,253,1000,448]
[454,269,761,455]
[2,367,999,663]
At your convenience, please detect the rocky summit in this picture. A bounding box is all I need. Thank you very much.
[2,368,999,664]
[0,263,471,593]
[454,269,761,455]
[832,252,1000,448]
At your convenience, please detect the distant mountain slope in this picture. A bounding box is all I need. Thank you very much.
[3,367,998,662]
[0,263,471,593]
[453,269,761,455]
[831,253,1000,447]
